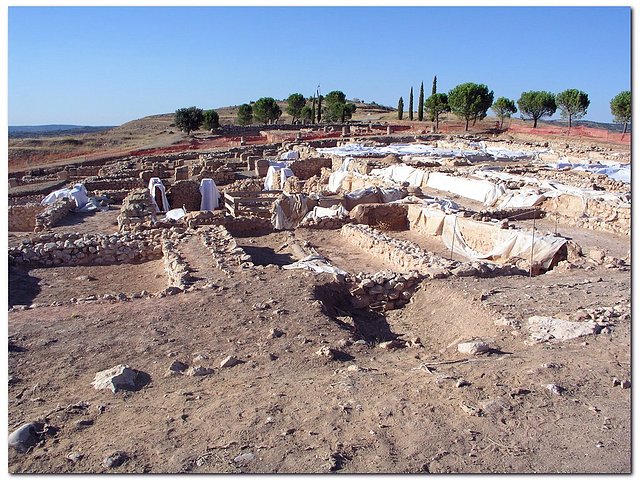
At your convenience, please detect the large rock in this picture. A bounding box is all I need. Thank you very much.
[458,341,490,355]
[527,316,603,343]
[8,423,41,453]
[91,365,139,393]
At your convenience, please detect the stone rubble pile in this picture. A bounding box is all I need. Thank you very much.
[9,230,163,267]
[344,270,421,311]
[117,189,157,231]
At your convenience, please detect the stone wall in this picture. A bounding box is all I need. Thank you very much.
[199,225,253,275]
[84,176,142,191]
[161,234,191,288]
[344,270,421,311]
[166,180,201,212]
[289,157,333,180]
[34,198,73,232]
[348,203,409,230]
[118,189,157,231]
[9,230,163,267]
[8,204,45,232]
[541,195,630,236]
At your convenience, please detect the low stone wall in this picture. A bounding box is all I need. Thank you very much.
[161,234,191,288]
[118,189,157,231]
[84,176,141,191]
[34,198,73,232]
[199,225,253,275]
[341,224,524,279]
[541,195,630,236]
[289,157,333,180]
[9,231,163,267]
[348,203,409,230]
[345,270,421,311]
[93,189,131,203]
[9,204,45,232]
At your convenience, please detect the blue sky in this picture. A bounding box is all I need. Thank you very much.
[8,6,631,125]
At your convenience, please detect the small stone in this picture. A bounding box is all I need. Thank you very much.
[233,452,255,464]
[621,380,631,389]
[268,328,284,339]
[612,378,621,387]
[66,452,84,462]
[509,388,531,398]
[315,346,335,359]
[167,360,188,375]
[546,383,565,396]
[75,418,94,427]
[265,416,275,424]
[220,356,240,368]
[457,341,490,355]
[186,366,214,376]
[103,451,128,468]
[456,379,471,388]
[378,339,406,350]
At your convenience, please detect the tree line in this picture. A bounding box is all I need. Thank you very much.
[398,77,631,133]
[174,90,358,134]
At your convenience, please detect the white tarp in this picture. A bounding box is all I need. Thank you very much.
[370,164,425,187]
[271,193,309,230]
[280,150,299,160]
[149,177,170,212]
[165,207,187,220]
[497,189,546,209]
[318,142,547,162]
[426,172,506,206]
[264,164,294,190]
[303,204,349,222]
[327,157,353,193]
[199,178,220,210]
[550,160,630,184]
[282,254,347,275]
[440,214,566,268]
[41,183,89,209]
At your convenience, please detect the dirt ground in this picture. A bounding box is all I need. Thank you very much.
[7,222,631,473]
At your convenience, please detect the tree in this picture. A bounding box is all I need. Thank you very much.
[286,93,306,123]
[556,89,590,129]
[253,97,282,124]
[491,97,517,129]
[202,109,220,131]
[425,93,450,132]
[311,96,316,124]
[418,82,424,121]
[430,76,437,121]
[317,94,323,123]
[408,87,414,121]
[237,104,253,126]
[447,82,494,131]
[517,91,556,128]
[301,105,314,123]
[323,90,356,123]
[397,97,404,120]
[610,91,631,135]
[174,107,204,135]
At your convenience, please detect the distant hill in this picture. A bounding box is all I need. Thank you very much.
[9,124,115,138]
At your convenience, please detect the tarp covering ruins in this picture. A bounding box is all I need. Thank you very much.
[549,160,630,184]
[199,178,220,211]
[148,177,170,212]
[42,183,90,209]
[264,162,294,190]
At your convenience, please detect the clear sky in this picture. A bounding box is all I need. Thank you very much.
[8,6,631,126]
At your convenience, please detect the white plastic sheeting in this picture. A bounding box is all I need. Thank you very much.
[550,160,630,184]
[318,142,546,161]
[41,183,90,209]
[199,178,220,210]
[426,172,506,206]
[303,204,349,222]
[149,177,170,212]
[264,164,294,190]
[327,157,354,193]
[165,207,187,220]
[280,150,300,160]
[282,255,347,275]
[440,214,566,268]
[369,164,425,187]
[497,189,546,209]
[271,193,309,230]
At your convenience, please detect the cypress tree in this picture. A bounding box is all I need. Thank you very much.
[311,96,316,124]
[397,97,404,120]
[418,82,424,121]
[409,87,414,121]
[430,76,437,121]
[317,95,322,123]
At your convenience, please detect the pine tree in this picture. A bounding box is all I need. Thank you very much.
[397,97,404,120]
[409,87,414,121]
[418,82,424,121]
